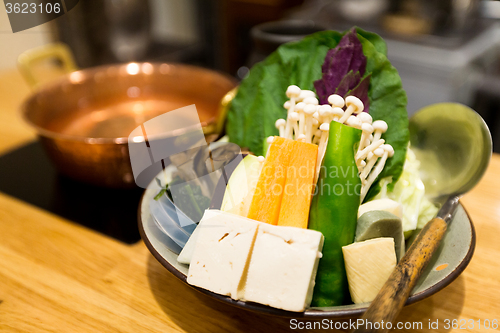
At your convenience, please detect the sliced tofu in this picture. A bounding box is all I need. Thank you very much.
[177,210,215,265]
[358,198,403,219]
[177,224,200,264]
[186,209,324,312]
[342,237,397,304]
[186,211,259,299]
[242,223,324,312]
[179,209,250,265]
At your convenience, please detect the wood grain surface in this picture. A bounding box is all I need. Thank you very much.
[0,69,499,332]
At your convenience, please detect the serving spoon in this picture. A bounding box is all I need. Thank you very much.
[353,103,492,333]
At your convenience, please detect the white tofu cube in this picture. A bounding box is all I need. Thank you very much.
[241,223,324,312]
[178,210,215,265]
[186,211,258,299]
[186,210,324,312]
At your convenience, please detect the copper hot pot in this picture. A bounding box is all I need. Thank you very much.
[20,49,237,188]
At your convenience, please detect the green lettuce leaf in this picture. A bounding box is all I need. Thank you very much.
[358,33,409,201]
[356,29,388,56]
[226,31,343,155]
[226,28,408,198]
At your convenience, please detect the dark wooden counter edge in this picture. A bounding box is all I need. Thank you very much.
[137,192,476,319]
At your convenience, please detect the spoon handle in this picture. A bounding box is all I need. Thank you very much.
[353,217,448,333]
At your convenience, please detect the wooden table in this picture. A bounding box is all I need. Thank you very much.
[0,69,499,332]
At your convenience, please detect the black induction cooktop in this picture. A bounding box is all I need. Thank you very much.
[0,141,142,244]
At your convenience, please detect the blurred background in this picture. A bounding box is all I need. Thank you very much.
[2,0,500,149]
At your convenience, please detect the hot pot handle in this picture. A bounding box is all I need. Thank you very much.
[17,42,78,89]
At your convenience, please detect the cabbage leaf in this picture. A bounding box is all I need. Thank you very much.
[374,147,438,237]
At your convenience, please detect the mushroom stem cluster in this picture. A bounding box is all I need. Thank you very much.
[355,120,394,201]
[272,85,394,201]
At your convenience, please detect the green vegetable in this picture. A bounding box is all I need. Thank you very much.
[359,34,409,200]
[226,28,408,199]
[308,121,362,306]
[357,29,387,56]
[154,177,172,201]
[155,176,211,222]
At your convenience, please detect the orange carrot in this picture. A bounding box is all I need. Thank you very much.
[277,141,318,228]
[247,137,292,225]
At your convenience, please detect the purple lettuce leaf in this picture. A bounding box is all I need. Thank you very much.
[344,30,366,75]
[314,28,370,112]
[334,70,361,97]
[348,74,371,112]
[320,45,354,92]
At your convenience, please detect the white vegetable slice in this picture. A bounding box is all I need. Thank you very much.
[342,237,396,304]
[220,155,264,217]
[358,198,403,219]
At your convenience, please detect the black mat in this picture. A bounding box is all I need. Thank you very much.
[0,141,143,244]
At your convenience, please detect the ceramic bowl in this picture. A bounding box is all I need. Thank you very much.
[138,174,475,318]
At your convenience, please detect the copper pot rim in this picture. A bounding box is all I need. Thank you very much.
[20,62,238,145]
